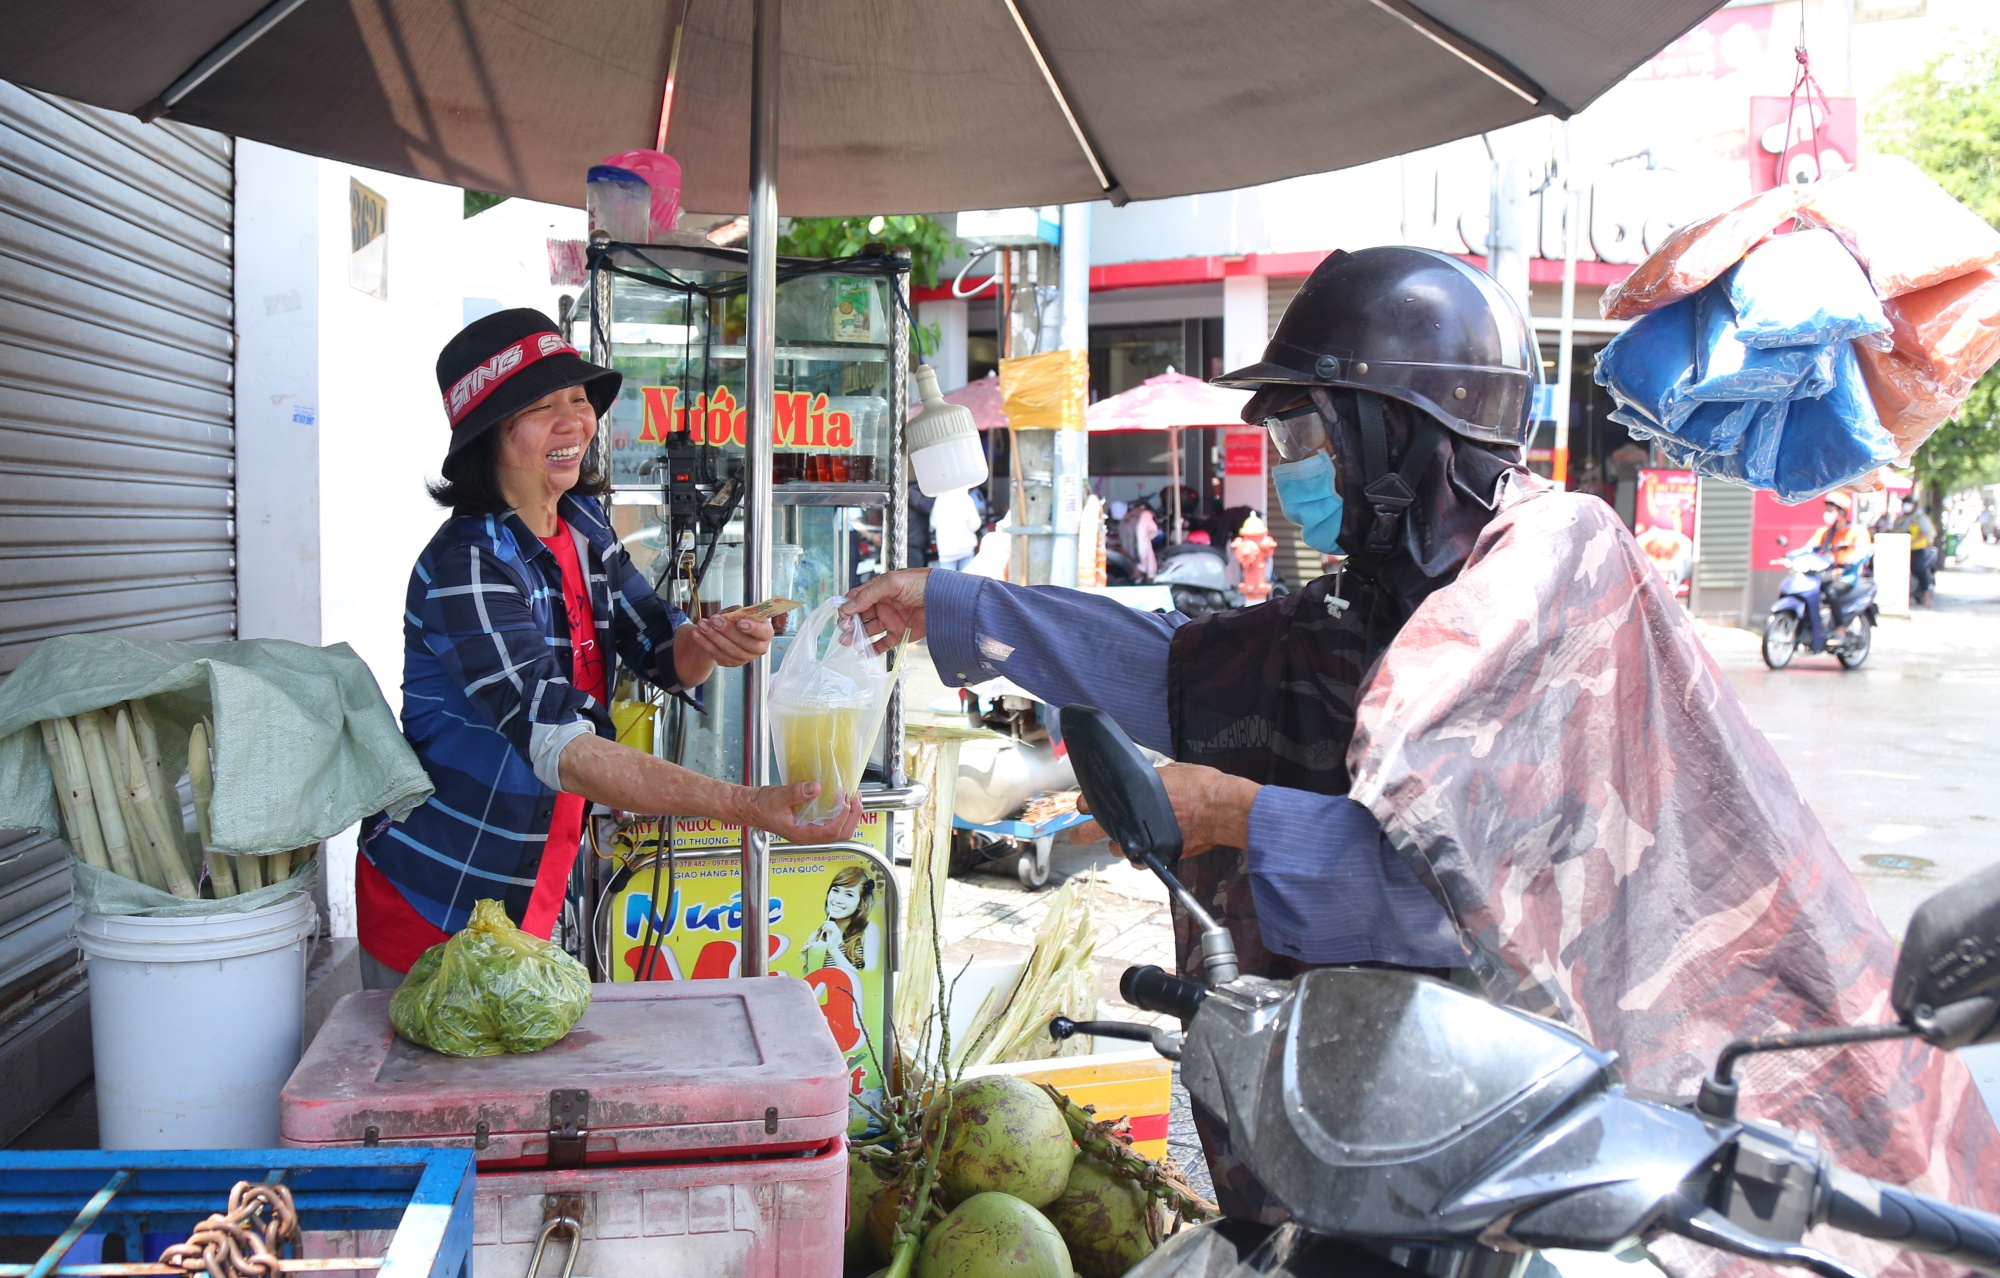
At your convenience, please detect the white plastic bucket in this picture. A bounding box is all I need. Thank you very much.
[77,892,318,1149]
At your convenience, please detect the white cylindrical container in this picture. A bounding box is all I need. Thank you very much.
[77,891,317,1149]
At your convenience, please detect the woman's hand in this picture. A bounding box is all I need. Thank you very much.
[735,781,865,845]
[839,568,931,655]
[674,613,775,685]
[1070,762,1261,859]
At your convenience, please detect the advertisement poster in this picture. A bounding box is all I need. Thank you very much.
[607,843,893,1132]
[1635,468,1698,597]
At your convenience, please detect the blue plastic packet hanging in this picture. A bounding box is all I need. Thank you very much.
[1675,399,1757,458]
[1726,229,1890,350]
[1685,281,1835,405]
[1594,294,1698,433]
[1770,341,1898,502]
[1645,401,1788,488]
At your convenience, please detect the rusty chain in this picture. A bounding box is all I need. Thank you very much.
[158,1182,300,1278]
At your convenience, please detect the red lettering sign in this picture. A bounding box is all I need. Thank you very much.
[636,388,861,451]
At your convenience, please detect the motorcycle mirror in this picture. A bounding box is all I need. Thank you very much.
[1777,535,1789,547]
[1892,862,2000,1049]
[1058,705,1182,867]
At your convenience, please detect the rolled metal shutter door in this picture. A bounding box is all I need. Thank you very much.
[0,81,234,1134]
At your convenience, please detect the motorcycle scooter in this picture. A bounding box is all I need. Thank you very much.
[1762,543,1877,671]
[1049,703,2000,1278]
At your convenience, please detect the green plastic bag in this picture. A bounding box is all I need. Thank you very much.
[390,900,592,1057]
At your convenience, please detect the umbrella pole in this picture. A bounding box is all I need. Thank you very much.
[1170,424,1183,543]
[740,0,780,978]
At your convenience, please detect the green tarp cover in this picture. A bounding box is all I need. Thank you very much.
[0,635,431,854]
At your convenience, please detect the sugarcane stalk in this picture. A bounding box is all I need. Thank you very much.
[75,711,144,884]
[265,846,291,882]
[184,720,239,897]
[38,720,104,871]
[118,708,198,899]
[106,712,163,889]
[126,701,184,859]
[47,718,110,870]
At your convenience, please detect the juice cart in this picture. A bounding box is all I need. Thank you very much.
[587,240,923,1125]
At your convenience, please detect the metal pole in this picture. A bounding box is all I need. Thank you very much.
[886,252,912,788]
[1554,120,1578,490]
[740,0,780,978]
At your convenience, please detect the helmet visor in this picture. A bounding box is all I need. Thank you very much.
[1264,400,1329,463]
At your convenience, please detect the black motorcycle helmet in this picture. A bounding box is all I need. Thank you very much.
[1214,246,1538,447]
[1215,246,1537,607]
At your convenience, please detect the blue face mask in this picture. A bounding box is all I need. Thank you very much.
[1272,451,1345,555]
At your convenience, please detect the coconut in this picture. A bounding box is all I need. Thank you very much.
[1046,1152,1155,1278]
[847,1150,890,1273]
[917,1192,1072,1278]
[937,1076,1076,1207]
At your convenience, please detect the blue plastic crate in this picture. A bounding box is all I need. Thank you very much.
[0,1148,473,1278]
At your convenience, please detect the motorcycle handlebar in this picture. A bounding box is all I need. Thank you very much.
[1823,1169,2000,1272]
[1120,965,1207,1020]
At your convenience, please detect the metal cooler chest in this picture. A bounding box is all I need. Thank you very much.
[281,977,848,1278]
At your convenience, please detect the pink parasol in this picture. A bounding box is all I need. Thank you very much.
[1086,371,1254,542]
[906,371,1008,431]
[1085,371,1251,432]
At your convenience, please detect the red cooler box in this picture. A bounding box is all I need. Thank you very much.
[282,978,848,1278]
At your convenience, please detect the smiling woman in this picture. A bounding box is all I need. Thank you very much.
[352,309,863,990]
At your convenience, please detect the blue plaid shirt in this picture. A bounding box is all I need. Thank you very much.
[361,494,687,932]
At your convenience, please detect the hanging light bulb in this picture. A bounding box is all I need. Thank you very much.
[906,366,990,497]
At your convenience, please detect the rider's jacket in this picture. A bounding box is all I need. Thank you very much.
[1163,570,1398,980]
[1804,522,1872,566]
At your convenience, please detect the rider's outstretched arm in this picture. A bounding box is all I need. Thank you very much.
[924,570,1184,752]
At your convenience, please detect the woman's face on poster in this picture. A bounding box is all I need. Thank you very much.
[826,881,864,921]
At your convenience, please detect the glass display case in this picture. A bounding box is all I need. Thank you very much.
[588,242,911,791]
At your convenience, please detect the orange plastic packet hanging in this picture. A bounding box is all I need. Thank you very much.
[1599,184,1802,321]
[1880,265,2000,396]
[1854,342,1972,460]
[1795,156,2000,298]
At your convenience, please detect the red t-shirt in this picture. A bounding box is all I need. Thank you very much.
[357,520,608,973]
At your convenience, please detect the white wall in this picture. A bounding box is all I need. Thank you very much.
[235,142,323,646]
[918,299,969,392]
[312,163,467,936]
[238,154,576,937]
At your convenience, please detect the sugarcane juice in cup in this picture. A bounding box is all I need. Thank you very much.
[772,700,871,822]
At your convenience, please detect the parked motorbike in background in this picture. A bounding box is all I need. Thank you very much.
[1050,704,2000,1278]
[1151,541,1242,618]
[1762,540,1877,670]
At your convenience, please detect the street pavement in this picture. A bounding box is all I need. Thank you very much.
[932,533,2000,1184]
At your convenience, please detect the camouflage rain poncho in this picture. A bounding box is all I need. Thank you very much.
[1347,476,2000,1278]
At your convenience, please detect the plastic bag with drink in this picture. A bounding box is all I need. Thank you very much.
[766,599,899,823]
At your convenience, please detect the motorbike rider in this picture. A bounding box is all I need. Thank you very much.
[1799,491,1872,614]
[1892,493,1937,606]
[846,245,2000,1250]
[1803,491,1872,565]
[845,247,1525,987]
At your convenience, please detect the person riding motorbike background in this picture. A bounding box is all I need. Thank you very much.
[1892,494,1938,606]
[1806,492,1872,565]
[1764,492,1879,670]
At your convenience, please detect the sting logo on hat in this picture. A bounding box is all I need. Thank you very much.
[444,332,577,426]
